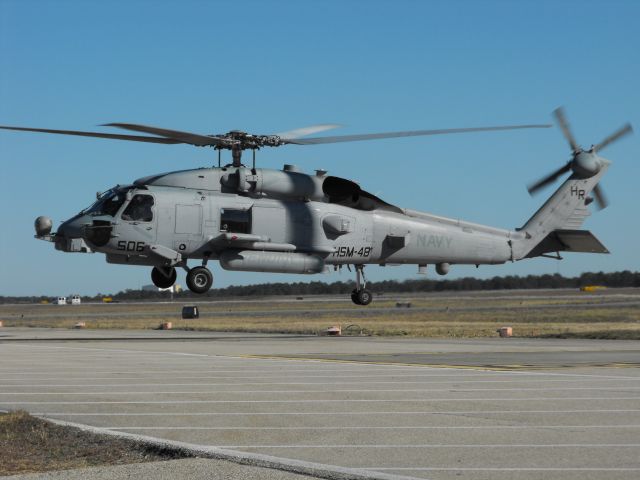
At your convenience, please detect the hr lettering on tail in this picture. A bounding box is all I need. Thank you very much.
[571,185,586,199]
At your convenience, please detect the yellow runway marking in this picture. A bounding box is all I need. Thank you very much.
[239,355,638,371]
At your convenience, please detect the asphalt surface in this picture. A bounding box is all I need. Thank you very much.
[1,329,639,480]
[5,458,319,480]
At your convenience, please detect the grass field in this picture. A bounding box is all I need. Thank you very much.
[0,411,183,475]
[1,289,639,339]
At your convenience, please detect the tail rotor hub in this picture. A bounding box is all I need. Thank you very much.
[572,150,601,178]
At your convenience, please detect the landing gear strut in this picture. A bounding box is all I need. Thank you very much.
[186,265,213,294]
[351,265,372,306]
[151,266,176,289]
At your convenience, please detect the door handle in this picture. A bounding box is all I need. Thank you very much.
[146,227,152,231]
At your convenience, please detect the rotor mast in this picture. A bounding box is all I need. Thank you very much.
[231,146,243,167]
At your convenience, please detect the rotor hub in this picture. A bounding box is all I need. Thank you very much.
[572,151,601,178]
[214,131,285,152]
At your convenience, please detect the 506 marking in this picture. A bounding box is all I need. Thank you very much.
[117,240,145,252]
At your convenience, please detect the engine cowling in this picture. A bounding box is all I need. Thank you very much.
[221,167,327,200]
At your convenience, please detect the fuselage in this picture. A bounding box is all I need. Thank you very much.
[53,165,522,274]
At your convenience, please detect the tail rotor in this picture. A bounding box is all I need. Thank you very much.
[527,107,633,210]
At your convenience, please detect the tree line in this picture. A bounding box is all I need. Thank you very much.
[2,270,638,304]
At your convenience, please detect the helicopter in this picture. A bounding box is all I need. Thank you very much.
[0,108,632,305]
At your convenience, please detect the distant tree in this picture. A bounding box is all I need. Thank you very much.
[2,271,638,304]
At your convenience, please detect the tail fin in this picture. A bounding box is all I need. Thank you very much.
[513,161,610,259]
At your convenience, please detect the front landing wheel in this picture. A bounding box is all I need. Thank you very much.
[351,289,361,305]
[356,289,373,306]
[351,288,372,306]
[151,267,176,289]
[186,266,213,294]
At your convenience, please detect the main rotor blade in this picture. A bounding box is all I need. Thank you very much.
[593,123,633,153]
[553,107,580,152]
[287,124,551,145]
[0,125,182,144]
[276,124,342,140]
[592,184,609,210]
[527,162,572,195]
[103,123,225,147]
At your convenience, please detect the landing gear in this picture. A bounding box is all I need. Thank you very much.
[186,266,213,294]
[351,288,373,306]
[350,265,373,306]
[151,266,176,289]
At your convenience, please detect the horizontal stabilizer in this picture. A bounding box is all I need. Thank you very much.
[525,230,609,258]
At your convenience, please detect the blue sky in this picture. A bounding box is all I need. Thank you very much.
[1,0,638,296]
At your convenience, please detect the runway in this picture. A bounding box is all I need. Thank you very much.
[1,329,639,480]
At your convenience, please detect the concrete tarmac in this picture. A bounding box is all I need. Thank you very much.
[1,328,639,480]
[5,458,320,480]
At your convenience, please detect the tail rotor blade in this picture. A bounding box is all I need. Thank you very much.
[593,123,633,153]
[527,162,572,195]
[553,107,580,152]
[592,184,609,210]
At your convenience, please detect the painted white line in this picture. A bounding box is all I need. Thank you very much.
[368,467,640,472]
[0,366,640,381]
[105,425,640,430]
[4,397,639,404]
[0,368,592,379]
[3,386,640,395]
[0,344,215,357]
[4,380,640,388]
[0,381,507,387]
[0,369,469,376]
[1,375,638,383]
[31,409,640,416]
[215,443,640,448]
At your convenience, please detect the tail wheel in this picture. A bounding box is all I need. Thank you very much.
[186,266,213,294]
[151,267,176,289]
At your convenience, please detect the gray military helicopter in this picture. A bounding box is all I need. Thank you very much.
[1,108,631,304]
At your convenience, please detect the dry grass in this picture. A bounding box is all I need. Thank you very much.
[0,411,185,475]
[1,290,639,339]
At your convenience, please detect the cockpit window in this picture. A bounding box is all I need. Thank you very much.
[83,186,132,217]
[122,194,154,222]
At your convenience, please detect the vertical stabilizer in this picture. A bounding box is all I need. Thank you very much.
[513,162,609,259]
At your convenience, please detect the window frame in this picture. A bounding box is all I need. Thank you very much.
[121,193,155,223]
[219,208,251,234]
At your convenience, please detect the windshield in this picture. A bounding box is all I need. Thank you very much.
[83,186,133,216]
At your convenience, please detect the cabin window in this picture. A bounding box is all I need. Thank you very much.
[84,186,133,217]
[220,208,251,233]
[122,194,154,222]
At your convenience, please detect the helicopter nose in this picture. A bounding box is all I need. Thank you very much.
[54,215,96,253]
[56,215,88,239]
